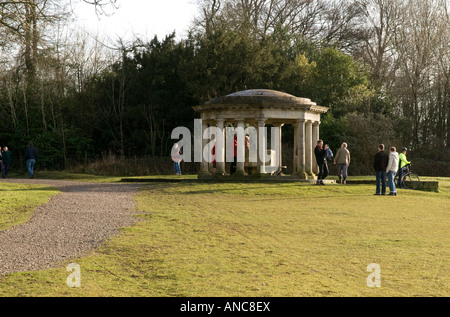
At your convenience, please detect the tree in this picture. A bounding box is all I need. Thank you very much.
[391,0,449,148]
[0,0,119,169]
[354,0,399,88]
[289,41,372,117]
[195,0,328,39]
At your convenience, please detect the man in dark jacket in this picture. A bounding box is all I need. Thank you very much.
[373,144,388,195]
[314,139,329,185]
[25,143,38,179]
[1,146,12,178]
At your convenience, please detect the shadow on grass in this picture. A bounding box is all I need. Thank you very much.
[144,182,378,198]
[1,182,139,194]
[0,186,59,192]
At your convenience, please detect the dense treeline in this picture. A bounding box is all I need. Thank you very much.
[0,0,449,176]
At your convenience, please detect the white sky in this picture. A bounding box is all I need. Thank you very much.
[73,0,199,42]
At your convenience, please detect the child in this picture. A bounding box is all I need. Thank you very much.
[326,146,334,162]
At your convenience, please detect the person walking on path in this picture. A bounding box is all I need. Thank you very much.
[373,144,388,195]
[314,140,329,185]
[24,143,38,179]
[386,146,399,196]
[397,147,411,188]
[333,142,351,184]
[1,146,12,178]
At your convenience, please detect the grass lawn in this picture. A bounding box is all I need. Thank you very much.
[0,182,60,231]
[0,174,448,297]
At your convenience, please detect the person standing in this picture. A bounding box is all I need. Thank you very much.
[0,148,3,178]
[211,143,216,173]
[386,146,399,196]
[333,142,351,184]
[2,146,12,178]
[373,144,388,195]
[24,143,38,179]
[397,147,411,188]
[171,143,182,176]
[314,140,329,185]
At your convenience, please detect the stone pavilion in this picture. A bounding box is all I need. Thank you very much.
[192,89,329,179]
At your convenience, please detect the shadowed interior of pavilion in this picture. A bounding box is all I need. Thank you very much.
[192,89,331,182]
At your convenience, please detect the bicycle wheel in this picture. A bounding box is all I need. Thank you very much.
[402,173,420,190]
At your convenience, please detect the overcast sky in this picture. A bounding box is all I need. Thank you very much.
[73,0,199,42]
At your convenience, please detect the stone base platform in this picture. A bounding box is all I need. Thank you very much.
[120,176,438,192]
[121,175,336,184]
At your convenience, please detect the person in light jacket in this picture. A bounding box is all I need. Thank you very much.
[386,147,399,196]
[397,147,411,187]
[171,143,182,176]
[333,142,351,184]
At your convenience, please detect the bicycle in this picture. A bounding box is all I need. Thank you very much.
[395,163,421,190]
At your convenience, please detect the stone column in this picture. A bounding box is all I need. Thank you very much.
[199,120,209,175]
[294,119,307,179]
[257,119,266,174]
[273,123,284,173]
[215,119,225,175]
[305,120,314,178]
[236,120,246,175]
[293,122,298,174]
[312,121,320,175]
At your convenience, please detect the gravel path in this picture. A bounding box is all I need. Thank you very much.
[0,179,141,276]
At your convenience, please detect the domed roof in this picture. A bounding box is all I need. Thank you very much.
[193,89,328,115]
[225,89,295,98]
[203,89,317,107]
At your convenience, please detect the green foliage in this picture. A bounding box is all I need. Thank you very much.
[320,113,349,153]
[33,130,65,169]
[289,43,372,117]
[342,113,401,175]
[0,24,445,175]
